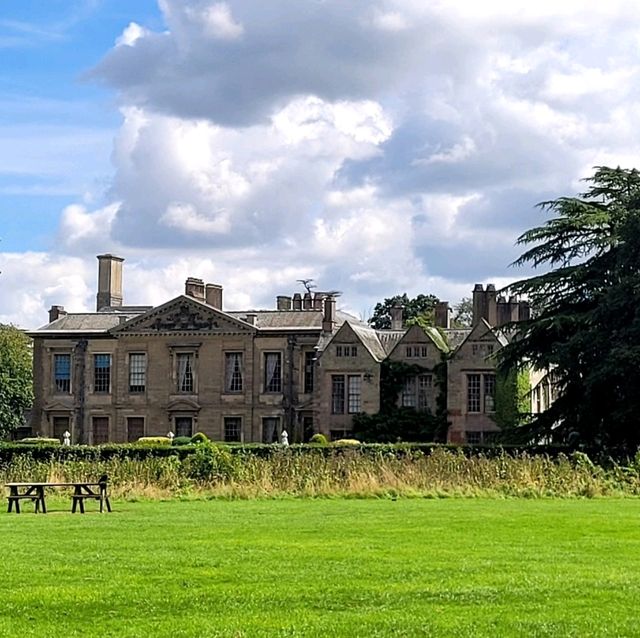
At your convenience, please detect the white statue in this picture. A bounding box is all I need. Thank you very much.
[63,430,71,446]
[280,429,289,446]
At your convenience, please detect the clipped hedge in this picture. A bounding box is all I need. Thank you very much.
[0,441,629,465]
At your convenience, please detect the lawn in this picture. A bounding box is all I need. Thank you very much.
[1,498,639,637]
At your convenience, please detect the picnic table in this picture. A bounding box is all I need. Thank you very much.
[5,476,111,514]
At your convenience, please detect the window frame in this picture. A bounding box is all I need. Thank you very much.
[263,352,282,393]
[176,352,196,394]
[224,416,242,442]
[93,353,112,394]
[128,352,147,394]
[53,352,72,394]
[303,351,315,394]
[224,351,244,394]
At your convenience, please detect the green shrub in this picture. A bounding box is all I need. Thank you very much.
[172,436,193,446]
[191,432,210,444]
[183,443,236,481]
[331,439,362,447]
[19,437,61,445]
[309,433,328,446]
[137,436,171,446]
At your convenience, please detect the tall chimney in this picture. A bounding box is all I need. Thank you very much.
[508,296,520,323]
[185,277,205,302]
[434,301,451,329]
[292,293,302,310]
[518,300,531,322]
[48,305,66,323]
[322,295,336,333]
[313,293,324,311]
[276,295,292,310]
[390,305,404,331]
[496,296,510,327]
[472,284,485,327]
[96,254,124,311]
[205,283,223,309]
[485,284,497,327]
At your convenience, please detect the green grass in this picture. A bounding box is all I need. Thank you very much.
[1,498,639,637]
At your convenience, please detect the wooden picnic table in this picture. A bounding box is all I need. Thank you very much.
[5,477,111,514]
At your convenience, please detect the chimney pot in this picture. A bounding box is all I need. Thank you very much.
[185,277,206,302]
[245,313,258,326]
[48,305,66,323]
[434,301,451,329]
[276,295,292,311]
[292,293,302,310]
[322,295,336,333]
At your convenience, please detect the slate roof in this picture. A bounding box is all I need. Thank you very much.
[33,311,145,333]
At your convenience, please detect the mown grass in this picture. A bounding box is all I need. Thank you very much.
[1,498,639,637]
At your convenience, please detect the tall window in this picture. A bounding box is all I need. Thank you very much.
[347,375,362,413]
[467,374,481,413]
[175,416,193,437]
[467,373,495,413]
[304,351,315,394]
[54,354,71,393]
[177,353,194,393]
[484,374,496,413]
[332,375,362,414]
[401,377,417,407]
[331,375,345,414]
[225,353,243,393]
[127,417,144,442]
[262,417,281,443]
[264,352,282,393]
[92,417,109,444]
[418,375,432,410]
[129,353,146,393]
[224,417,242,442]
[93,354,111,393]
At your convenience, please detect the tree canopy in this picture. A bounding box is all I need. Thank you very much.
[499,166,640,450]
[0,325,33,438]
[368,293,438,329]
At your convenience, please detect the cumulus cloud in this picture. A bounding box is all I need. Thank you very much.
[7,0,640,327]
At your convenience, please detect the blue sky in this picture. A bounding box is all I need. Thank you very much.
[2,1,640,327]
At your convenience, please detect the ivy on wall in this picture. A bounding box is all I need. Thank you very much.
[353,359,448,443]
[494,369,531,430]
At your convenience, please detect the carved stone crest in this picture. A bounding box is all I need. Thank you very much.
[151,303,219,331]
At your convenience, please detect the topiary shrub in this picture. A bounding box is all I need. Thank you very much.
[331,438,361,447]
[191,432,210,444]
[172,436,193,446]
[136,436,171,446]
[309,433,328,446]
[183,443,236,481]
[19,437,61,445]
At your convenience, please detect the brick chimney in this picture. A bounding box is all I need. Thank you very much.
[434,301,451,329]
[205,283,223,309]
[313,293,324,311]
[96,254,124,311]
[485,284,497,326]
[292,293,302,310]
[48,305,67,323]
[185,277,205,302]
[390,305,403,330]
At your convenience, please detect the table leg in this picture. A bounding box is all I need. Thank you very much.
[39,486,47,514]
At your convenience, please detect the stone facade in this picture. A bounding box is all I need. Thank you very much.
[29,256,532,444]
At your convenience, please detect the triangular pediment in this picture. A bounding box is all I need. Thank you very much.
[43,399,74,412]
[110,295,256,335]
[389,324,449,356]
[453,319,507,355]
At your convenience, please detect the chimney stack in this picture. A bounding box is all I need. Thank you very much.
[185,277,205,302]
[244,313,257,326]
[472,284,485,327]
[390,305,404,331]
[313,293,324,311]
[276,295,292,310]
[205,283,223,309]
[292,293,302,310]
[518,300,531,322]
[303,292,313,310]
[434,301,451,329]
[48,305,66,323]
[322,295,336,333]
[96,254,124,311]
[485,284,497,326]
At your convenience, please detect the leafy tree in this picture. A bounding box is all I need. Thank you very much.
[453,297,473,328]
[368,293,438,329]
[0,325,33,438]
[499,166,640,450]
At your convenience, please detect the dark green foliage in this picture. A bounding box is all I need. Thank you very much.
[0,325,33,439]
[309,433,328,446]
[353,360,448,443]
[183,443,236,481]
[494,371,531,431]
[368,293,439,329]
[500,166,640,450]
[190,432,209,444]
[171,436,193,446]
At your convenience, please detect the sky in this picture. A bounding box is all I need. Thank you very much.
[2,0,640,328]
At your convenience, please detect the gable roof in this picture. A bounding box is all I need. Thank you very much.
[452,318,509,354]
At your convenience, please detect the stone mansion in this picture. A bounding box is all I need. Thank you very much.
[28,254,542,444]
